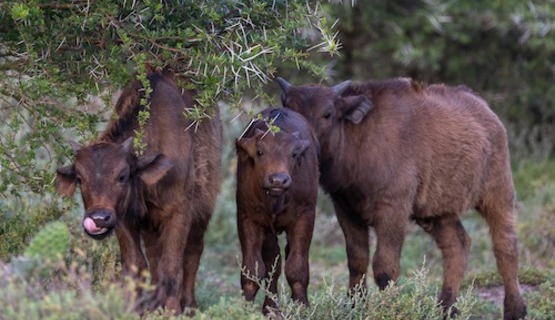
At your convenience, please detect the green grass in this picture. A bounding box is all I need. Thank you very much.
[1,141,555,319]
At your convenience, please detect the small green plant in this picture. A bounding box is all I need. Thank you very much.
[526,280,555,319]
[0,200,66,260]
[0,255,144,320]
[23,221,70,260]
[8,221,70,279]
[235,257,477,320]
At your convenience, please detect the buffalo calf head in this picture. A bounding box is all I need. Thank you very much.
[276,77,374,132]
[236,129,310,197]
[56,137,173,240]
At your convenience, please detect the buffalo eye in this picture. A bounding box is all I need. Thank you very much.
[117,173,128,184]
[291,151,298,159]
[256,149,264,157]
[75,176,82,185]
[323,111,332,120]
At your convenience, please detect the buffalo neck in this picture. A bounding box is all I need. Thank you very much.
[317,121,354,192]
[318,115,397,197]
[117,175,148,226]
[267,194,287,216]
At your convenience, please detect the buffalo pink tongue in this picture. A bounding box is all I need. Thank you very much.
[83,217,106,234]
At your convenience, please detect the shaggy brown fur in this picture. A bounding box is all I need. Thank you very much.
[277,77,526,320]
[56,69,222,314]
[236,108,319,313]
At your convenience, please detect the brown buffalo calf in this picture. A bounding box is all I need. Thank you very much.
[236,107,319,313]
[56,69,222,314]
[277,77,527,320]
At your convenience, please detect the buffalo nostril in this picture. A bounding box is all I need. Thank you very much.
[89,210,113,228]
[268,173,291,188]
[281,176,290,186]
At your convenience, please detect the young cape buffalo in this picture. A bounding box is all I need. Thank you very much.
[56,69,222,313]
[277,77,526,320]
[236,107,319,313]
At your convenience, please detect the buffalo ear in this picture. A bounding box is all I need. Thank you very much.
[293,139,311,157]
[290,132,309,156]
[340,95,374,124]
[56,165,77,197]
[236,136,257,161]
[137,154,173,186]
[236,129,264,160]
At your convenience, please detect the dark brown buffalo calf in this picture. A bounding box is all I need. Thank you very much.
[236,107,319,312]
[277,77,527,320]
[56,69,222,313]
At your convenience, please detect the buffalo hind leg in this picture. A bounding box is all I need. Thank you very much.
[261,232,281,313]
[180,218,210,313]
[333,200,370,294]
[416,215,471,316]
[478,203,526,320]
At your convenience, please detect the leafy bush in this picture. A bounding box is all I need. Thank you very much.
[0,0,339,198]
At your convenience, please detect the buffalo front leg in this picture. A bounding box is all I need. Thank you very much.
[147,211,191,314]
[115,224,148,277]
[332,199,370,293]
[284,211,315,306]
[261,231,281,312]
[417,215,471,314]
[115,224,148,312]
[372,202,408,289]
[180,218,210,312]
[238,217,265,302]
[142,232,162,283]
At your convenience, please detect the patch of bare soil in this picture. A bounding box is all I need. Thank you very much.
[474,284,537,306]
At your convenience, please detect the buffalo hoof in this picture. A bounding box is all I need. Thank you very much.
[504,296,527,320]
[141,288,182,315]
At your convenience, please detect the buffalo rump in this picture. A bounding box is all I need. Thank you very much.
[56,69,222,313]
[235,107,319,312]
[277,77,526,320]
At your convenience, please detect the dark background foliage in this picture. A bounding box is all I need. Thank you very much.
[325,0,555,159]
